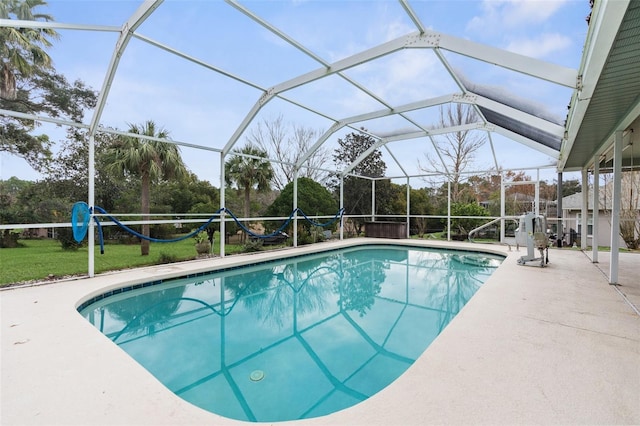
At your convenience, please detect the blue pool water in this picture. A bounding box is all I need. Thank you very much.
[79,245,503,422]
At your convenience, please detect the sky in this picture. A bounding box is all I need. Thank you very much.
[0,0,592,187]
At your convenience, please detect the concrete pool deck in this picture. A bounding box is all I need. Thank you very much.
[1,239,639,425]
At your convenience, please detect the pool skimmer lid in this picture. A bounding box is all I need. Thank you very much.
[250,370,265,382]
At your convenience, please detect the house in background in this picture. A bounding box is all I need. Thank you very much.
[562,177,640,248]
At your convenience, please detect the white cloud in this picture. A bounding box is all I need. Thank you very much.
[380,17,415,43]
[467,0,569,33]
[505,32,572,58]
[503,0,568,25]
[341,48,453,111]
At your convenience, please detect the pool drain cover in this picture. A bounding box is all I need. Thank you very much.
[250,370,265,382]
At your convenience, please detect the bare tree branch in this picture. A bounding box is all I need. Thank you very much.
[419,104,486,202]
[247,114,332,190]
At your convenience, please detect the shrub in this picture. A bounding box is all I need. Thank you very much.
[150,223,175,240]
[242,239,263,253]
[449,202,489,237]
[157,252,178,264]
[57,228,83,251]
[0,229,20,248]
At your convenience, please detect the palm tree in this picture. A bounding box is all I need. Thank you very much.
[105,120,187,256]
[225,144,274,219]
[0,0,58,100]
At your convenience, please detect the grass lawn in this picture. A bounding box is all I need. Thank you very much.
[6,235,633,287]
[0,232,251,287]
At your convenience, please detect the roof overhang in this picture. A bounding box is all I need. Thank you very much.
[560,0,640,172]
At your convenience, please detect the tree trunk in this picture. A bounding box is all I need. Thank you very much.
[242,187,251,243]
[243,187,251,218]
[141,173,150,256]
[1,64,17,100]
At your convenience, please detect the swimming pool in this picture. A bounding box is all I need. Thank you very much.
[79,244,503,422]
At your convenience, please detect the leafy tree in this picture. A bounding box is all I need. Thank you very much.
[0,177,80,247]
[332,129,387,235]
[0,0,56,100]
[379,183,435,236]
[2,178,71,247]
[104,120,187,256]
[0,1,97,171]
[450,202,489,237]
[152,174,219,216]
[409,187,434,237]
[561,179,581,197]
[152,175,220,234]
[468,173,501,204]
[46,129,125,211]
[247,115,332,190]
[224,144,274,219]
[0,176,31,222]
[266,177,338,234]
[0,177,33,246]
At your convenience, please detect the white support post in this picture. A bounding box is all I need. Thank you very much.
[371,180,376,222]
[340,176,344,240]
[406,177,410,238]
[535,169,540,216]
[293,171,298,247]
[557,172,563,247]
[581,168,589,250]
[610,131,623,284]
[84,1,161,277]
[447,180,451,242]
[88,134,95,277]
[500,173,505,243]
[219,153,226,257]
[592,159,599,263]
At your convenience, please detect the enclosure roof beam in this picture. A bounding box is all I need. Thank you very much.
[341,138,388,176]
[0,107,217,151]
[222,95,273,157]
[87,0,164,136]
[464,93,565,138]
[296,122,343,169]
[271,33,414,95]
[225,0,327,66]
[139,29,344,156]
[104,128,220,152]
[341,94,457,126]
[134,33,264,91]
[0,18,119,32]
[340,122,485,176]
[0,108,88,129]
[380,123,472,143]
[224,0,404,161]
[487,132,500,171]
[399,0,427,34]
[222,33,412,159]
[226,1,397,112]
[434,48,491,122]
[384,144,409,178]
[411,31,578,88]
[226,24,573,174]
[424,122,488,139]
[297,93,457,169]
[302,89,563,143]
[492,125,561,159]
